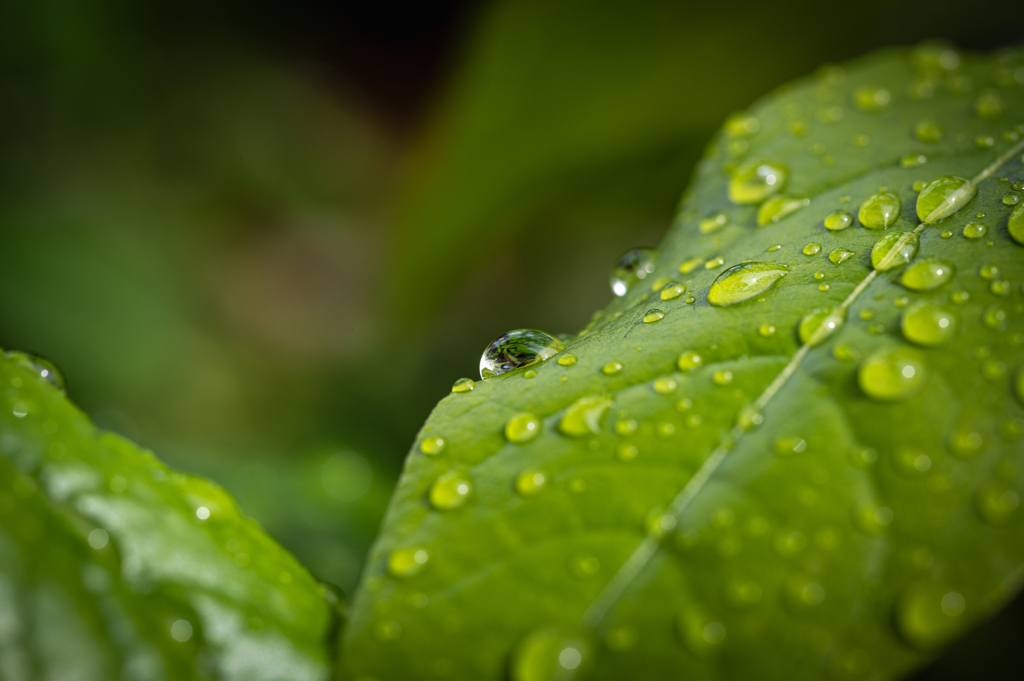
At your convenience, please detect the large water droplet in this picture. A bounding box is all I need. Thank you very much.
[7,352,66,393]
[707,262,790,307]
[429,470,473,510]
[858,191,901,229]
[558,395,612,437]
[798,307,845,346]
[729,161,788,204]
[387,547,429,578]
[1008,204,1024,246]
[900,258,955,291]
[506,413,542,444]
[610,248,657,296]
[902,301,957,346]
[480,330,565,379]
[859,347,926,401]
[916,176,975,222]
[757,197,809,226]
[871,232,919,271]
[510,627,590,681]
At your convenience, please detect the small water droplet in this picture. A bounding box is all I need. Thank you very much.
[853,503,894,535]
[1003,192,1021,206]
[506,413,542,444]
[451,377,475,393]
[557,354,578,367]
[660,282,686,301]
[643,309,665,323]
[429,470,473,510]
[854,85,891,111]
[679,257,703,274]
[979,263,1000,280]
[976,483,1019,525]
[774,436,807,456]
[858,191,902,229]
[510,627,590,681]
[604,626,638,652]
[729,161,788,204]
[871,231,919,271]
[802,243,822,256]
[653,377,677,395]
[962,221,987,239]
[901,153,928,168]
[829,248,855,265]
[833,343,860,363]
[707,262,790,307]
[975,89,1004,119]
[700,212,729,234]
[757,197,809,226]
[480,330,565,379]
[676,613,726,656]
[420,436,446,455]
[900,257,955,291]
[515,470,547,496]
[914,120,944,144]
[916,176,975,222]
[602,361,623,376]
[948,429,985,459]
[902,301,957,346]
[824,210,854,231]
[766,244,783,252]
[758,324,776,337]
[7,352,66,393]
[677,351,702,372]
[558,395,612,437]
[388,547,429,578]
[712,370,733,386]
[859,347,926,401]
[705,256,726,269]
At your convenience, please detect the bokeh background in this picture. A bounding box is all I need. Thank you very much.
[2,1,1023,677]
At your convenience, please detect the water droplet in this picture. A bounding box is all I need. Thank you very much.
[854,85,891,111]
[892,447,932,477]
[707,262,790,307]
[871,231,919,271]
[515,470,547,496]
[388,547,429,578]
[833,343,860,363]
[712,370,733,386]
[679,257,703,274]
[829,248,855,265]
[480,330,565,379]
[1003,192,1021,206]
[616,443,638,461]
[948,429,985,459]
[798,307,845,346]
[774,436,807,456]
[677,351,702,372]
[615,419,638,435]
[990,280,1012,296]
[784,575,826,613]
[824,210,854,231]
[900,258,955,291]
[510,627,590,681]
[643,309,665,323]
[1008,204,1024,245]
[420,436,446,455]
[610,248,657,296]
[802,243,822,256]
[916,176,975,222]
[729,161,788,204]
[858,191,901,229]
[976,483,1019,524]
[758,324,776,337]
[604,626,639,652]
[506,413,542,444]
[676,612,726,656]
[451,377,475,393]
[962,221,987,239]
[7,352,66,393]
[558,395,612,437]
[975,89,1004,119]
[429,470,473,510]
[653,377,677,395]
[853,503,894,534]
[897,583,969,650]
[602,361,622,376]
[700,213,728,234]
[859,347,926,401]
[915,120,944,144]
[979,263,1000,280]
[757,197,809,226]
[902,301,957,346]
[983,304,1008,330]
[766,244,783,252]
[557,354,578,367]
[902,153,928,168]
[705,256,725,269]
[523,369,538,379]
[660,282,686,301]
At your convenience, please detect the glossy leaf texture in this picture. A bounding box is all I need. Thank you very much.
[0,352,340,680]
[343,46,1024,680]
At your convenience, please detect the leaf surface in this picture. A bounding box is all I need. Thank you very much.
[344,46,1024,680]
[0,352,340,680]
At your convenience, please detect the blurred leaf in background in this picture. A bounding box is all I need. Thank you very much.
[0,2,1022,651]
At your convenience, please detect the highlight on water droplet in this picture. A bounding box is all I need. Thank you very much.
[916,176,975,222]
[420,436,446,455]
[506,413,542,444]
[451,377,475,393]
[798,307,845,346]
[509,626,591,681]
[558,395,612,437]
[429,470,473,510]
[643,309,665,323]
[858,346,926,401]
[900,257,955,291]
[729,161,788,204]
[824,210,854,231]
[480,329,565,379]
[871,231,919,271]
[858,191,901,229]
[387,547,430,578]
[515,470,547,496]
[757,196,809,226]
[707,262,790,307]
[609,248,658,297]
[901,301,957,346]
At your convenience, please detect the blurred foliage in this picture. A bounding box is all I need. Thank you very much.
[0,2,1022,661]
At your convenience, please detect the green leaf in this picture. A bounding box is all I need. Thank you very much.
[0,352,340,680]
[343,46,1024,679]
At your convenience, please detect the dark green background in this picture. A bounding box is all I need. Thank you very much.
[1,1,1021,677]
